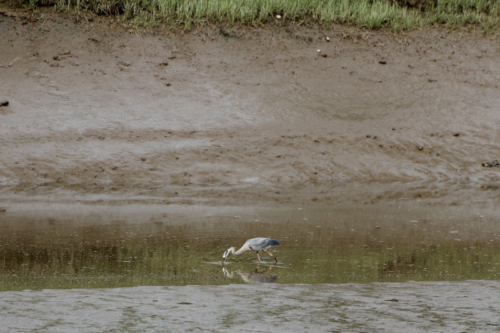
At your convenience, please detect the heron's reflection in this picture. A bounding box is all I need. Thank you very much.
[222,263,278,284]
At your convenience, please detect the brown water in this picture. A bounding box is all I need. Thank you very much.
[2,202,500,290]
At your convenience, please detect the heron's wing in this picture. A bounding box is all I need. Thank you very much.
[248,237,279,250]
[247,238,267,247]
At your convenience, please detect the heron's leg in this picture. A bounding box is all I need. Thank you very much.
[263,250,278,262]
[256,252,261,262]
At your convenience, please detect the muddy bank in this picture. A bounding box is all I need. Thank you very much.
[2,281,500,332]
[1,6,500,205]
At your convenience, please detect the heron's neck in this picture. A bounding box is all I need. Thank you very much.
[234,243,250,255]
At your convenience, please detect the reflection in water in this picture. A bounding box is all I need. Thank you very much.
[1,203,500,290]
[222,263,279,284]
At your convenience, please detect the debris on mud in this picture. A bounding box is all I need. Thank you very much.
[482,160,500,167]
[53,51,71,61]
[0,100,8,107]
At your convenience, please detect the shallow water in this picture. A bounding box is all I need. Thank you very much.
[1,202,499,290]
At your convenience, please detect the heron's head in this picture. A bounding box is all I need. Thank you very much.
[222,250,229,259]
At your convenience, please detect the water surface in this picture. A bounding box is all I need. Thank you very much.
[1,202,499,290]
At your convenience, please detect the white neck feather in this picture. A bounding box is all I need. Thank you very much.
[224,243,251,259]
[234,243,250,255]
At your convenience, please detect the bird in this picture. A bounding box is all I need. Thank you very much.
[222,237,280,263]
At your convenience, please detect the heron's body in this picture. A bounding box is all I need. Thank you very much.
[222,237,280,263]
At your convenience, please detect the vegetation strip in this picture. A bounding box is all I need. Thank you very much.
[13,0,500,32]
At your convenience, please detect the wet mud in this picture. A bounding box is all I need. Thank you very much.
[2,281,500,332]
[1,6,500,206]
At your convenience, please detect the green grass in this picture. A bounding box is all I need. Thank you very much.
[14,0,500,32]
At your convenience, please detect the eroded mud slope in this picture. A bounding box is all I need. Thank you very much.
[1,7,500,203]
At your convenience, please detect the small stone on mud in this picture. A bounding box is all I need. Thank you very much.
[453,133,460,137]
[325,37,330,42]
[385,299,399,302]
[0,100,9,107]
[379,60,387,65]
[0,207,6,213]
[482,160,500,167]
[159,62,169,67]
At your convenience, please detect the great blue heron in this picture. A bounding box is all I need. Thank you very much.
[222,237,280,263]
